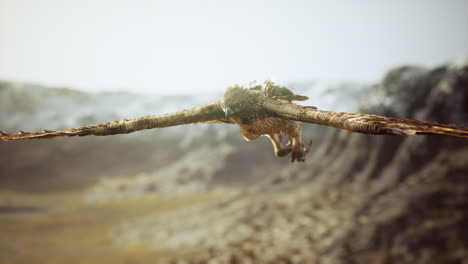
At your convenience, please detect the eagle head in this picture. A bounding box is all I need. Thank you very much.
[221,85,262,120]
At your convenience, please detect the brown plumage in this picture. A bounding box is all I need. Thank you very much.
[221,81,312,162]
[1,81,468,162]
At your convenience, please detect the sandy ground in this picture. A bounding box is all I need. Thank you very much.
[0,189,224,264]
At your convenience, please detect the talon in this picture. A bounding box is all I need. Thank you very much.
[0,131,9,136]
[277,149,291,157]
[304,139,312,154]
[290,139,311,163]
[268,133,293,158]
[290,151,297,163]
[19,130,29,135]
[276,145,292,157]
[42,129,54,133]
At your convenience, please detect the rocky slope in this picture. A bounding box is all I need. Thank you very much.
[112,59,468,263]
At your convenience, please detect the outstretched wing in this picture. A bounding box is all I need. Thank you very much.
[264,98,468,138]
[1,101,229,141]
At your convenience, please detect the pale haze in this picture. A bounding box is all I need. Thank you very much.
[1,0,467,95]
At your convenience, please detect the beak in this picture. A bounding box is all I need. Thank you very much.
[225,107,234,119]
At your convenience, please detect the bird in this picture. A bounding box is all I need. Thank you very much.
[1,80,468,162]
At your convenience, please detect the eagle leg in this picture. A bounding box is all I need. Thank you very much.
[267,134,292,157]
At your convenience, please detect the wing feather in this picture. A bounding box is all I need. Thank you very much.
[264,98,468,138]
[1,101,229,141]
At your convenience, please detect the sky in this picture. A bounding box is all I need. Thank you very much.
[0,0,467,95]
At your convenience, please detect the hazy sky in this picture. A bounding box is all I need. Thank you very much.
[1,0,467,95]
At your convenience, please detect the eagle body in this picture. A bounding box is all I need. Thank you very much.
[237,117,299,140]
[222,81,311,162]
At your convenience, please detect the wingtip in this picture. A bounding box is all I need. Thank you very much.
[0,131,13,141]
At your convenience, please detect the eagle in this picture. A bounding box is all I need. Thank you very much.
[1,81,467,162]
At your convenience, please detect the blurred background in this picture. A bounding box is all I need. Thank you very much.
[1,0,467,94]
[0,1,468,263]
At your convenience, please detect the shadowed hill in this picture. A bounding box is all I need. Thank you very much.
[110,58,468,263]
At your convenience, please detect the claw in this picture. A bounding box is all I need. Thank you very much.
[290,139,312,163]
[18,130,29,135]
[290,151,296,163]
[0,131,9,136]
[276,144,292,157]
[42,129,54,133]
[304,139,313,154]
